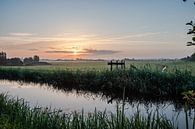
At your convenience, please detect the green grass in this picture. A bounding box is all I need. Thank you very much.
[0,64,194,101]
[0,93,177,129]
[0,61,195,128]
[1,60,195,75]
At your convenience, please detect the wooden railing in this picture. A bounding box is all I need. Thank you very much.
[107,60,125,71]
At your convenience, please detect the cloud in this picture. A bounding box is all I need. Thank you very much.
[9,33,35,36]
[45,50,74,53]
[48,47,57,50]
[83,49,120,55]
[0,31,168,55]
[105,32,167,41]
[28,48,39,51]
[45,49,120,55]
[0,31,167,47]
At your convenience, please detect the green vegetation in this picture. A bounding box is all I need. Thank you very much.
[2,60,195,75]
[0,93,177,129]
[182,90,195,129]
[0,62,194,101]
[0,61,195,128]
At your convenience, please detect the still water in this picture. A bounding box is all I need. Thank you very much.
[0,80,193,129]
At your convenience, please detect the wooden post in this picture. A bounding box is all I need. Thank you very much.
[110,60,113,71]
[116,60,118,69]
[123,60,125,69]
[121,60,123,69]
[122,60,125,69]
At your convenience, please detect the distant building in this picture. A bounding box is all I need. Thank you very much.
[0,51,6,60]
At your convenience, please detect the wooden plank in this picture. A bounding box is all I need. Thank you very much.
[108,62,125,65]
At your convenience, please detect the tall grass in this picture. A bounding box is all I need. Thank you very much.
[0,93,177,129]
[0,66,194,101]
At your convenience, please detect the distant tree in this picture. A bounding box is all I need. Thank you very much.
[23,57,33,65]
[190,52,195,61]
[181,52,195,61]
[33,55,39,62]
[0,52,7,65]
[7,58,23,66]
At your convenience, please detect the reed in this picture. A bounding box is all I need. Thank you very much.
[0,93,177,129]
[0,66,194,101]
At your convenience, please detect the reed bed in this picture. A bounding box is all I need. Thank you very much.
[0,93,177,129]
[0,66,194,100]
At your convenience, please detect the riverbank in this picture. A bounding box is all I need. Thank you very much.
[0,66,194,101]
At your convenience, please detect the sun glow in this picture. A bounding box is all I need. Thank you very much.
[73,49,78,55]
[72,46,80,56]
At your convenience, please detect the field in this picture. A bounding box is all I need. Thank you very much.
[0,60,194,101]
[1,60,195,74]
[0,60,195,129]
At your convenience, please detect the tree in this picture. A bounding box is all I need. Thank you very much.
[186,21,195,46]
[7,58,23,66]
[190,52,195,61]
[183,0,195,46]
[23,57,33,65]
[33,55,39,62]
[183,0,195,5]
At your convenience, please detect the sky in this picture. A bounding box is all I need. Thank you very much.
[0,0,194,59]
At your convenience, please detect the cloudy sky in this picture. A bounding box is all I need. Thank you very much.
[0,0,194,59]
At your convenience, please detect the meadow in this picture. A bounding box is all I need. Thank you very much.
[1,60,195,75]
[0,60,194,101]
[0,60,195,129]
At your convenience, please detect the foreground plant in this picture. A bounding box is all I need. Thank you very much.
[182,90,195,129]
[0,93,176,129]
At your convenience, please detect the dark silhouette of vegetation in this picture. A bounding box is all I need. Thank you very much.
[24,55,40,65]
[6,58,23,66]
[23,57,34,65]
[33,55,39,62]
[190,52,195,61]
[0,51,49,66]
[186,21,195,46]
[0,52,7,65]
[181,52,195,61]
[0,52,23,66]
[0,67,194,102]
[183,0,195,46]
[183,0,195,4]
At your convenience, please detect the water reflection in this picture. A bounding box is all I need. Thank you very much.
[0,79,194,129]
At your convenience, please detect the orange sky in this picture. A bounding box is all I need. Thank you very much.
[0,0,194,59]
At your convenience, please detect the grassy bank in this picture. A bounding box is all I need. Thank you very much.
[2,60,195,75]
[0,66,194,101]
[0,93,177,129]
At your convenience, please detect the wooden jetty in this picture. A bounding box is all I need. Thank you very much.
[107,60,125,71]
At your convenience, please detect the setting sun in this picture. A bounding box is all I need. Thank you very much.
[73,49,78,55]
[72,46,79,56]
[0,1,195,128]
